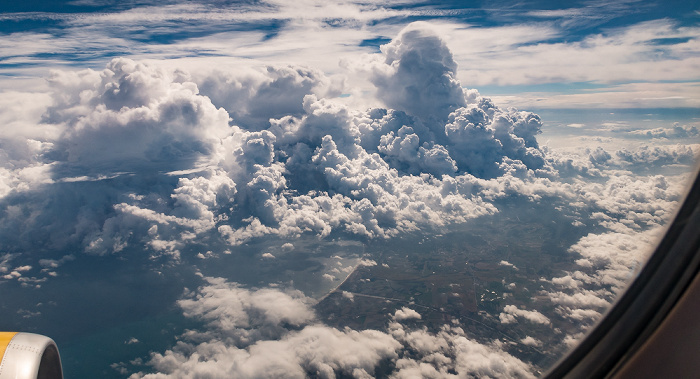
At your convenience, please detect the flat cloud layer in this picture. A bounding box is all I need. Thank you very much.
[128,277,535,379]
[0,19,697,378]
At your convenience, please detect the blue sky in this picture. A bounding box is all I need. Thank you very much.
[1,0,698,108]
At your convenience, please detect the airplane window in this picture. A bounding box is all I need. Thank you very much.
[0,1,698,378]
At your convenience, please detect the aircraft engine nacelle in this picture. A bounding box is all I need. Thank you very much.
[0,332,63,379]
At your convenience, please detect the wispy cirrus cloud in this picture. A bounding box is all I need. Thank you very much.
[4,2,698,108]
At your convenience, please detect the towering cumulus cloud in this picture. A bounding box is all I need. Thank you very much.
[45,58,233,174]
[71,21,556,255]
[365,24,545,178]
[370,22,466,124]
[1,22,552,258]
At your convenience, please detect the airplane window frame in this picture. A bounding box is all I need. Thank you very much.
[545,166,700,378]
